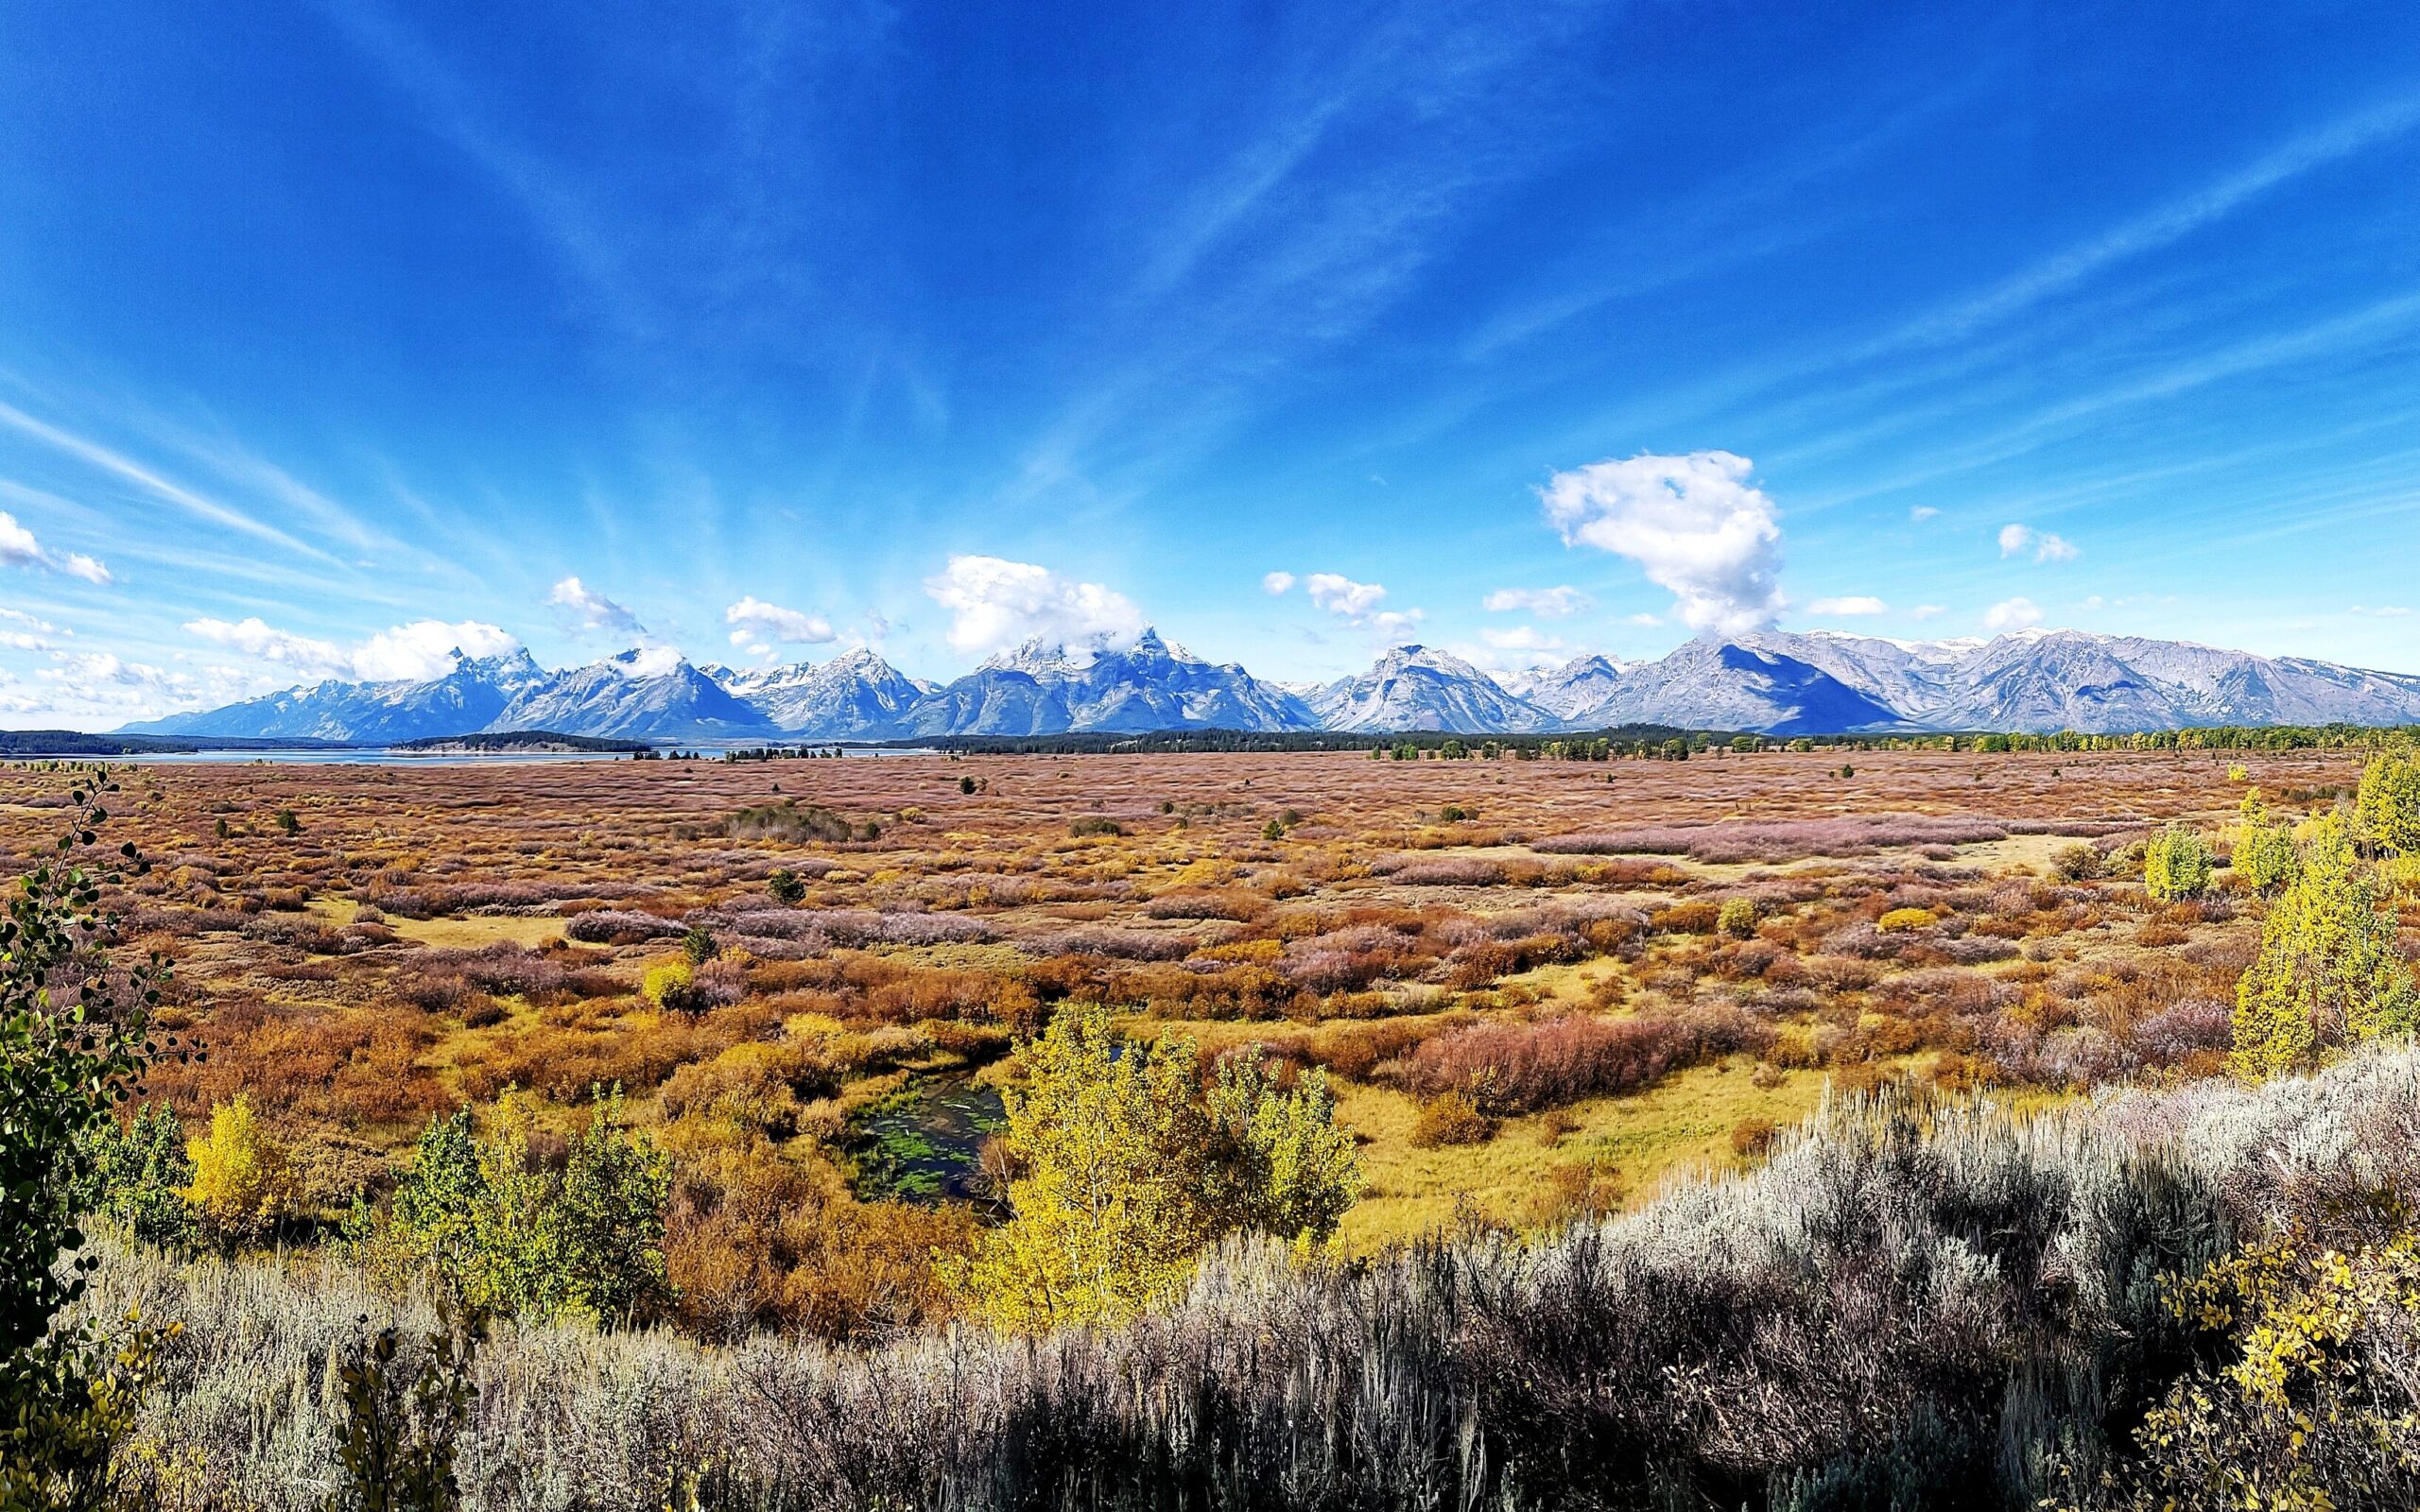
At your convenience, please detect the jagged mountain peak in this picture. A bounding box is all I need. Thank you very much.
[1310,644,1552,733]
[122,622,2420,742]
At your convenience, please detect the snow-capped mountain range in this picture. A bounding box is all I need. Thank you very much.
[122,627,2420,743]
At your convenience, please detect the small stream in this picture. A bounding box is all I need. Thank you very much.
[847,1074,1006,1203]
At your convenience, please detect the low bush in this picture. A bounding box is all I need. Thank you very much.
[1401,1009,1768,1114]
[1717,898,1759,937]
[567,909,686,944]
[1409,1091,1495,1147]
[725,802,855,845]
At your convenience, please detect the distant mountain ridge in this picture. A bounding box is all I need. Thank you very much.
[123,626,2420,742]
[1307,645,1553,732]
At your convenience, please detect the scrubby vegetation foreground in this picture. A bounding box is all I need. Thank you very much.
[46,1048,2420,1511]
[25,745,2420,1506]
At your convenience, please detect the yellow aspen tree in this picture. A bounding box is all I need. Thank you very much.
[2356,748,2420,854]
[950,1003,1361,1332]
[2144,825,2215,902]
[2233,812,2417,1079]
[182,1094,298,1246]
[2231,790,2297,894]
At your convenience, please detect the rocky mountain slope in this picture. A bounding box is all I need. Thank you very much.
[127,627,2420,741]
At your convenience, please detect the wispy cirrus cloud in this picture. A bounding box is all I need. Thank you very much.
[1482,585,1593,618]
[1883,95,2420,355]
[0,398,332,563]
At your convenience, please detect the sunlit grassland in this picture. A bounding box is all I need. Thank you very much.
[1332,1057,1832,1246]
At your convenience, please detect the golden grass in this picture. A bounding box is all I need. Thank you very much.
[1335,1056,1833,1248]
[385,915,568,949]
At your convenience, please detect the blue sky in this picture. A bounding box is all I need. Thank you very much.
[4,1,2420,726]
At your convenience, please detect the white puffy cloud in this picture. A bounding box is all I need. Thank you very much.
[0,607,63,650]
[2,512,59,563]
[1459,626,1573,673]
[1624,611,1663,627]
[923,555,1148,657]
[1297,572,1424,641]
[620,644,686,678]
[548,576,646,636]
[1261,571,1296,595]
[1910,604,1945,620]
[724,596,836,647]
[1538,451,1784,634]
[14,649,263,725]
[1910,506,1940,523]
[352,620,520,680]
[0,510,112,585]
[1304,573,1389,619]
[1806,595,1889,616]
[1983,596,2044,631]
[1998,524,2080,562]
[38,652,185,694]
[51,551,107,585]
[1482,585,1594,618]
[184,616,522,682]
